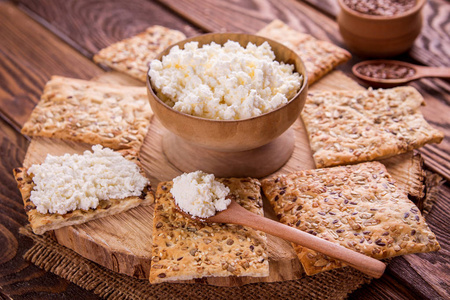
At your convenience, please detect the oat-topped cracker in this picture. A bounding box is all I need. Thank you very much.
[94,25,186,82]
[21,76,153,151]
[257,19,351,84]
[150,178,269,283]
[302,86,444,168]
[261,162,440,276]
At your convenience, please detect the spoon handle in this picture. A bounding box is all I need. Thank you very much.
[418,66,450,79]
[227,203,386,278]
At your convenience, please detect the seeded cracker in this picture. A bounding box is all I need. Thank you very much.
[261,162,440,276]
[13,149,154,235]
[94,25,186,82]
[21,76,153,151]
[150,178,269,283]
[257,19,351,84]
[302,87,444,168]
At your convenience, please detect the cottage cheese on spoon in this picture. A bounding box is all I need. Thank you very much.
[171,171,230,218]
[149,40,302,120]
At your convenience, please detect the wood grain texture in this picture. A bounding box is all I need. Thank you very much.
[303,0,450,67]
[349,272,430,300]
[350,184,450,300]
[0,3,104,298]
[19,70,430,288]
[0,0,447,298]
[209,201,386,279]
[0,117,100,299]
[347,73,450,180]
[157,0,450,179]
[163,129,296,178]
[411,0,450,67]
[0,2,103,129]
[15,0,202,57]
[11,0,449,179]
[158,0,345,44]
[346,77,450,181]
[410,79,450,181]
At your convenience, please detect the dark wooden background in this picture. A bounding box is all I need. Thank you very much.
[0,0,449,299]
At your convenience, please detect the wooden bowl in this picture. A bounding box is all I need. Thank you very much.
[337,0,426,58]
[146,33,308,177]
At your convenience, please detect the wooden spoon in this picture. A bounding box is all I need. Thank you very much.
[352,60,450,88]
[191,200,386,278]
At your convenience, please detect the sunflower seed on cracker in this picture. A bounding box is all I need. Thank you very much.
[257,19,351,84]
[94,25,186,82]
[261,162,440,275]
[302,87,444,168]
[150,178,269,283]
[21,76,152,150]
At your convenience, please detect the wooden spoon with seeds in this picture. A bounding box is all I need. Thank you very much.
[352,60,450,88]
[183,199,386,278]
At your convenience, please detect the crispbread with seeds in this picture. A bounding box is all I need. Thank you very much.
[257,19,351,84]
[150,178,269,283]
[21,76,153,150]
[302,86,444,168]
[94,25,186,82]
[13,149,154,235]
[261,162,440,276]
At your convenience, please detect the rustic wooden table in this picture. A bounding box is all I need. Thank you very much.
[0,0,449,299]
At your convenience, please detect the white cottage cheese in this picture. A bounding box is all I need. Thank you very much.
[171,171,230,218]
[149,40,302,120]
[27,145,149,215]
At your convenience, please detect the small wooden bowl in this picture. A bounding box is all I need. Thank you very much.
[337,0,426,58]
[147,33,308,177]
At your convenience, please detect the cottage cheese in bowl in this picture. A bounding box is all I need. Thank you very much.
[149,40,302,120]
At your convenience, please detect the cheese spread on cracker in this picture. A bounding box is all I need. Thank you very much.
[28,145,149,215]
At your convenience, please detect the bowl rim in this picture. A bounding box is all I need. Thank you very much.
[338,0,426,20]
[146,32,308,124]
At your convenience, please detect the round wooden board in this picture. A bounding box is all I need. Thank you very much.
[22,70,425,286]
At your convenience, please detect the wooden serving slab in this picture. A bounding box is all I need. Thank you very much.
[22,70,425,286]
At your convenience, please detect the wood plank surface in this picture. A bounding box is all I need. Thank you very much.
[158,0,345,44]
[14,0,202,57]
[0,116,100,299]
[410,80,450,180]
[0,2,104,129]
[350,183,450,300]
[1,0,448,299]
[20,70,431,287]
[11,0,450,178]
[302,0,450,68]
[0,2,103,298]
[156,0,450,180]
[12,0,450,180]
[301,0,450,179]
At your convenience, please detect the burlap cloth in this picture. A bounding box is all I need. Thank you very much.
[19,171,443,300]
[20,227,372,299]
